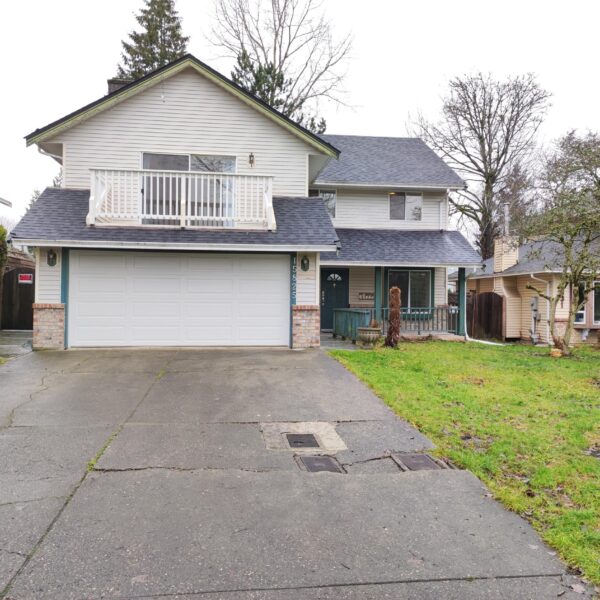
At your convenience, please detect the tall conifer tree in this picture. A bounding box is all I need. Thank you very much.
[117,0,188,79]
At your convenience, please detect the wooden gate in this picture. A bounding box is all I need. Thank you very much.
[467,292,504,340]
[1,267,35,330]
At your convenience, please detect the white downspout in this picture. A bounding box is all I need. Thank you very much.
[530,274,551,345]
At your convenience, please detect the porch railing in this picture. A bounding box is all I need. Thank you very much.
[86,168,276,230]
[332,306,460,342]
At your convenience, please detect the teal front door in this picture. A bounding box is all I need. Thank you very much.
[320,268,349,329]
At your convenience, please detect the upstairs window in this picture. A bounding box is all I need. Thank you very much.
[309,189,336,218]
[389,192,422,221]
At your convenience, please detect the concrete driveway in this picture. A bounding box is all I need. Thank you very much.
[0,348,592,599]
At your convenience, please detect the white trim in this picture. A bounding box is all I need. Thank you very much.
[16,238,337,253]
[315,252,321,305]
[320,260,481,268]
[312,182,464,191]
[469,269,560,280]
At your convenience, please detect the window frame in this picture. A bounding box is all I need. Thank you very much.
[389,191,423,221]
[141,152,237,173]
[386,268,433,310]
[594,281,600,325]
[575,283,586,324]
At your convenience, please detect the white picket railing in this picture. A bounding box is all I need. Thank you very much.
[86,168,276,230]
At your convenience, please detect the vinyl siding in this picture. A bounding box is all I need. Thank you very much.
[296,252,318,305]
[35,247,62,303]
[434,268,447,305]
[52,67,316,196]
[349,267,374,307]
[331,189,447,230]
[516,274,551,344]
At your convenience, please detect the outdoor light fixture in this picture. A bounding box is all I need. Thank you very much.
[301,255,310,271]
[46,249,57,267]
[248,152,255,167]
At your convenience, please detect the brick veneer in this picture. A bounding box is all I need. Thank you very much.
[292,305,320,349]
[33,303,65,350]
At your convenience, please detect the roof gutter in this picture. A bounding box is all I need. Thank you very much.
[319,260,482,268]
[312,182,463,191]
[9,237,338,253]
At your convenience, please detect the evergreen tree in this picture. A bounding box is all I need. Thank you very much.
[117,0,188,80]
[231,50,326,133]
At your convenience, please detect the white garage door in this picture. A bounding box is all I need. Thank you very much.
[68,251,290,347]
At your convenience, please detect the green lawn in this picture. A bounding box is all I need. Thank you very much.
[331,342,600,585]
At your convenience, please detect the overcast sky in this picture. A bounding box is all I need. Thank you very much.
[1,0,599,224]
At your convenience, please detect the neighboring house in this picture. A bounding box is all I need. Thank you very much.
[11,54,480,349]
[468,236,600,344]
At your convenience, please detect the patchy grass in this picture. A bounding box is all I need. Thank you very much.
[331,342,600,585]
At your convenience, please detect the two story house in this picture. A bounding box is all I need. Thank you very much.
[12,54,480,349]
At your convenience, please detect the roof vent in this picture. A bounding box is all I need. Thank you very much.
[107,78,132,94]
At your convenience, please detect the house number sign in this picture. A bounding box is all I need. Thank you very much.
[290,255,297,304]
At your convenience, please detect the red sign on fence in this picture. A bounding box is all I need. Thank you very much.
[18,273,33,284]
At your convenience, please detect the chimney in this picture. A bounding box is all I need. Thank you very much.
[493,203,519,273]
[107,78,131,94]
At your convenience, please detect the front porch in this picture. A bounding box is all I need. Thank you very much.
[319,264,467,343]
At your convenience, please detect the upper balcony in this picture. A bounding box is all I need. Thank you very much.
[86,168,276,231]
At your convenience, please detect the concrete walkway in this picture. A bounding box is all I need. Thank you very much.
[0,348,593,599]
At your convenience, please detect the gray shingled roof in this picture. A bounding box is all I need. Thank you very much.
[11,188,339,249]
[321,228,480,267]
[314,135,465,188]
[470,240,575,278]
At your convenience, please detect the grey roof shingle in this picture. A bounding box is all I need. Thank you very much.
[10,188,339,249]
[321,228,480,267]
[314,135,465,188]
[470,239,599,277]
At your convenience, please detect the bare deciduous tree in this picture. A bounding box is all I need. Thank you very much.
[211,0,352,129]
[416,74,551,259]
[520,131,600,355]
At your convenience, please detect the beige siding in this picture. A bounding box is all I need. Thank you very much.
[516,274,552,344]
[296,252,318,305]
[53,68,315,196]
[349,267,374,307]
[332,189,447,230]
[471,278,495,293]
[434,268,447,305]
[35,247,62,303]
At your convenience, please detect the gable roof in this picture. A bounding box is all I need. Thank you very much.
[25,54,340,158]
[313,135,464,189]
[10,188,339,251]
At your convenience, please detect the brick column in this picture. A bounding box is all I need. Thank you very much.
[292,305,320,349]
[33,303,65,350]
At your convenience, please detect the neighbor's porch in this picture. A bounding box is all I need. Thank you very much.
[319,265,467,342]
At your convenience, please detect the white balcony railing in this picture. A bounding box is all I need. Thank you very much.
[86,169,276,230]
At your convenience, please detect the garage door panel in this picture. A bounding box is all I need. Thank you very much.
[69,251,290,347]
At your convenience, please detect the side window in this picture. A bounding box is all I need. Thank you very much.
[594,283,600,323]
[389,192,422,221]
[309,188,336,218]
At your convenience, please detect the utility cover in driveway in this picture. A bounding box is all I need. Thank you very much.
[393,453,444,471]
[286,433,319,448]
[299,455,344,473]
